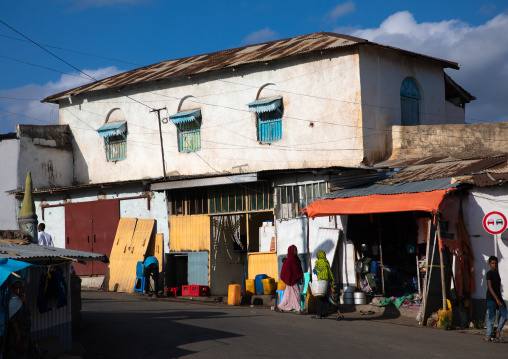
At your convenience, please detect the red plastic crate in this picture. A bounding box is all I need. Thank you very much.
[182,285,192,296]
[190,285,210,297]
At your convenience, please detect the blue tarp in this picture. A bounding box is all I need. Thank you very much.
[0,258,33,287]
[169,109,201,125]
[96,121,127,138]
[247,97,282,113]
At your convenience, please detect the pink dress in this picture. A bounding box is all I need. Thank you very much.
[277,283,301,311]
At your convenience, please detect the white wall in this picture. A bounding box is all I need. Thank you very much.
[59,49,366,185]
[463,187,508,300]
[358,46,464,164]
[0,138,19,229]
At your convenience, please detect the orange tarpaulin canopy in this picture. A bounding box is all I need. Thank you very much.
[301,189,455,218]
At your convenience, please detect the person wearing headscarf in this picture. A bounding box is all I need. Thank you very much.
[277,245,304,313]
[312,250,344,320]
[7,278,31,358]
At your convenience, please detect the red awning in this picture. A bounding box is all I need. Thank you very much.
[301,189,456,218]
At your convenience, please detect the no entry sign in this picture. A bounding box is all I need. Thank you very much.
[483,211,508,235]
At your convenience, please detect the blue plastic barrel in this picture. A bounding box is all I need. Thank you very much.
[371,261,378,277]
[255,274,268,295]
[136,261,145,276]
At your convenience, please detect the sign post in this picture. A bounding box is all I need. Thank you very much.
[483,211,507,258]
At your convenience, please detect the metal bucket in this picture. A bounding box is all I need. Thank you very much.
[343,292,354,305]
[343,286,356,293]
[354,292,366,305]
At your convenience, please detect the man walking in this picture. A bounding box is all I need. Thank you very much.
[38,223,54,247]
[484,256,507,342]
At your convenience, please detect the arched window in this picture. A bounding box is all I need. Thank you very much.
[400,78,420,126]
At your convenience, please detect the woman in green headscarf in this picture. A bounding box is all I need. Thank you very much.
[312,250,344,320]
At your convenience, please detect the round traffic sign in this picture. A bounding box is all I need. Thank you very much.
[483,211,507,235]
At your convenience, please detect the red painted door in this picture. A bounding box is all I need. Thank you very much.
[65,200,120,276]
[65,202,93,275]
[91,200,120,274]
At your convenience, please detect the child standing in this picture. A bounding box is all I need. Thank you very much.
[485,256,507,342]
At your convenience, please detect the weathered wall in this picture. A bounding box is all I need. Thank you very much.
[16,125,73,190]
[358,46,464,165]
[390,122,508,160]
[0,136,19,229]
[463,187,508,303]
[58,48,366,185]
[33,186,169,252]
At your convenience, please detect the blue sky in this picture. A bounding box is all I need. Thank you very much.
[1,0,507,133]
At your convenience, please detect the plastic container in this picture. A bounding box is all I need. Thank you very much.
[245,279,256,295]
[438,299,452,329]
[136,261,145,276]
[310,280,328,297]
[262,278,276,295]
[182,285,192,296]
[191,285,210,297]
[228,284,241,306]
[277,280,286,291]
[371,261,378,276]
[276,290,285,307]
[255,274,268,295]
[343,292,354,305]
[354,292,366,305]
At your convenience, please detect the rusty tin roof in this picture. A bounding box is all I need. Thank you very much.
[42,32,459,104]
[376,155,508,187]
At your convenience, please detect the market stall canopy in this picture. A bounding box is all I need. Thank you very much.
[0,258,33,286]
[301,178,459,218]
[0,243,109,264]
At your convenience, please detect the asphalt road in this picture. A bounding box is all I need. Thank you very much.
[74,291,505,359]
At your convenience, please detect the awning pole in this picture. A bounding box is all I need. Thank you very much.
[306,216,312,278]
[376,215,385,296]
[438,219,447,309]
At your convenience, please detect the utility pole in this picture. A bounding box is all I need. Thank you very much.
[150,107,167,179]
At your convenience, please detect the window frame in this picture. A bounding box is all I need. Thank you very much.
[105,133,127,162]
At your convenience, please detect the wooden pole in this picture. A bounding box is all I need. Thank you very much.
[438,219,447,309]
[376,215,385,296]
[306,216,312,279]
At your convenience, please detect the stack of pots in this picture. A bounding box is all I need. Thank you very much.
[342,286,367,305]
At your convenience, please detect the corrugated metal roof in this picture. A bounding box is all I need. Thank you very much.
[0,243,108,263]
[42,32,459,104]
[320,178,459,199]
[376,155,508,187]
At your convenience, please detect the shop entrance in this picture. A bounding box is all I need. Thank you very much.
[347,211,431,298]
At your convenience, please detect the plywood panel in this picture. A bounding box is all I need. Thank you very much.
[247,252,278,280]
[119,219,155,293]
[170,215,210,252]
[106,218,137,291]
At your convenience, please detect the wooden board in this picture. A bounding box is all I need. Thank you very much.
[106,218,154,293]
[105,218,137,291]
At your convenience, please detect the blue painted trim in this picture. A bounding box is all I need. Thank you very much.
[96,121,127,138]
[247,98,282,113]
[170,109,201,124]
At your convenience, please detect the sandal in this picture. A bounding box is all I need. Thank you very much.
[484,337,497,343]
[337,315,344,321]
[495,336,505,343]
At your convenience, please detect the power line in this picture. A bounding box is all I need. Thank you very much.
[0,33,142,66]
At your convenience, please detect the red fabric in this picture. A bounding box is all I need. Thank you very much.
[300,189,456,217]
[280,245,303,286]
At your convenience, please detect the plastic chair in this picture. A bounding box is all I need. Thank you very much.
[134,276,145,293]
[300,272,311,310]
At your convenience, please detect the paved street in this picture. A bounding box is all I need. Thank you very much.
[73,291,505,359]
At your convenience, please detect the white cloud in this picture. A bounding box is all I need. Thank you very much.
[338,11,508,123]
[325,1,355,22]
[242,28,279,45]
[0,66,122,133]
